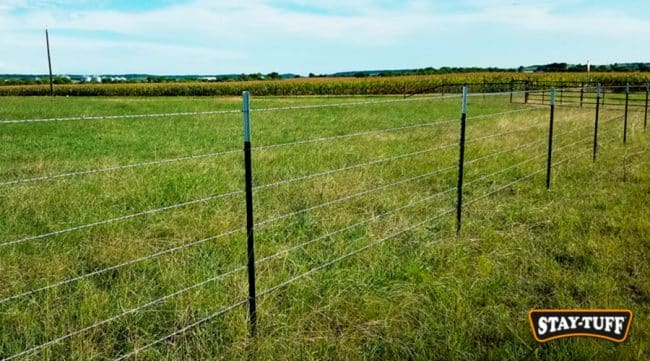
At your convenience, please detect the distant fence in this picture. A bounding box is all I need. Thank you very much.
[0,85,648,360]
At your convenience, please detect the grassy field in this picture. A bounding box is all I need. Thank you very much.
[0,93,648,360]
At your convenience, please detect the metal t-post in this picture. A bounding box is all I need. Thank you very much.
[242,91,257,336]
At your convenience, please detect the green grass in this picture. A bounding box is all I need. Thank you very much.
[0,94,648,360]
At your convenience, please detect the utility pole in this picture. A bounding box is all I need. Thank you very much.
[46,28,54,96]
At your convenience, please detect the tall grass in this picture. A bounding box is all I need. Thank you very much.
[0,95,647,360]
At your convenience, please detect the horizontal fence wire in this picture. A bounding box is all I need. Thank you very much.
[0,109,241,125]
[0,148,242,187]
[0,89,549,125]
[111,138,585,360]
[0,227,246,305]
[0,107,543,187]
[1,120,634,360]
[251,143,457,192]
[7,114,607,360]
[0,111,619,302]
[2,86,644,360]
[464,168,545,207]
[0,190,243,248]
[3,185,460,361]
[112,207,459,361]
[0,94,460,125]
[0,162,460,304]
[0,142,460,248]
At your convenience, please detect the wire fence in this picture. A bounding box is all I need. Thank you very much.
[0,84,647,360]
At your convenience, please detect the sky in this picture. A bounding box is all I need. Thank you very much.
[0,0,649,75]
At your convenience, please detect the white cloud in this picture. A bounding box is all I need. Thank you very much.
[0,0,648,73]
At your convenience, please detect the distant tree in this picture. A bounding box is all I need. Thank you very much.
[541,63,568,72]
[266,72,281,80]
[52,75,72,84]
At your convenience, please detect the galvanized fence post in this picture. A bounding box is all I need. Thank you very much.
[455,86,468,235]
[593,83,601,162]
[546,87,556,189]
[623,83,630,144]
[580,82,584,108]
[242,91,257,336]
[643,84,650,131]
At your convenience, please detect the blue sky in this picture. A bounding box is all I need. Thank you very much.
[0,0,648,75]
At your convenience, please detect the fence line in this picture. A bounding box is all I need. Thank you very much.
[0,109,241,125]
[0,131,582,305]
[112,143,577,360]
[112,207,459,361]
[0,148,242,187]
[0,105,621,302]
[1,86,647,360]
[0,89,552,126]
[5,122,611,359]
[0,164,459,304]
[5,112,575,256]
[3,185,461,361]
[1,142,462,248]
[0,107,542,188]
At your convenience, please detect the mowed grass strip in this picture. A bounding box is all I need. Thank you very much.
[0,95,647,360]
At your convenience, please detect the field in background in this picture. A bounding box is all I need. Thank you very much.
[0,94,648,360]
[1,72,650,96]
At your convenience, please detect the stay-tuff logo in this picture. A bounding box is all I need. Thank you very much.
[528,309,633,343]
